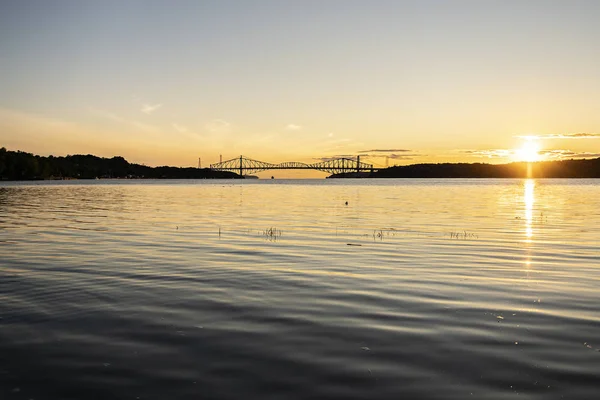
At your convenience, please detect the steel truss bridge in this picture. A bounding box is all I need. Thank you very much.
[210,155,374,176]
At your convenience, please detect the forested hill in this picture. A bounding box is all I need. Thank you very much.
[0,148,241,180]
[371,158,600,178]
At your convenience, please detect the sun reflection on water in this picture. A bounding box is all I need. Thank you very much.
[524,179,535,240]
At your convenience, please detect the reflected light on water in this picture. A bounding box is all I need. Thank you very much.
[524,179,535,239]
[2,180,600,399]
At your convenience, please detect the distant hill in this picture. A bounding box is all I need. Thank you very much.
[331,158,600,179]
[0,147,241,180]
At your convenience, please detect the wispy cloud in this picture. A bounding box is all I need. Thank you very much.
[389,154,417,160]
[515,133,600,140]
[358,149,411,153]
[205,119,231,132]
[88,107,158,132]
[461,148,600,161]
[313,152,421,163]
[461,149,514,158]
[172,123,188,133]
[356,149,421,161]
[540,149,600,159]
[312,155,356,162]
[141,103,163,115]
[285,124,302,131]
[361,153,420,160]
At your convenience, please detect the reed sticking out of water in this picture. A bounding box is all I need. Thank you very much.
[264,227,282,240]
[373,230,384,241]
[449,231,478,240]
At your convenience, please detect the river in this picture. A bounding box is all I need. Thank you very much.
[1,179,599,399]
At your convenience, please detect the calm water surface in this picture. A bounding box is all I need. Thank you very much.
[1,179,599,399]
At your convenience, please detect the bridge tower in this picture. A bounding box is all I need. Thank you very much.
[239,155,243,177]
[357,156,360,173]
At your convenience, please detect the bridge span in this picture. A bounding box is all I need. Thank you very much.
[209,155,375,176]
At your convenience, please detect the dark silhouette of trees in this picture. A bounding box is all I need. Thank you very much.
[0,148,241,180]
[328,158,600,178]
[369,159,600,178]
[3,147,600,180]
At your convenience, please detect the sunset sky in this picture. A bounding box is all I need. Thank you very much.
[1,0,600,176]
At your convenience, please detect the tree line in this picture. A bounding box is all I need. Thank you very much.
[370,158,600,178]
[0,147,241,180]
[328,158,600,178]
[3,147,600,180]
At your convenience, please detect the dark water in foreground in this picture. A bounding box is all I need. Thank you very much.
[1,179,599,399]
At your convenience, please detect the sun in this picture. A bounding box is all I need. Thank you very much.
[515,140,541,162]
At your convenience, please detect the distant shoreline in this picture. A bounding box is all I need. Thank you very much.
[329,158,600,179]
[0,147,241,181]
[2,147,600,180]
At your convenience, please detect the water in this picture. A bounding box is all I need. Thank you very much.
[1,179,599,399]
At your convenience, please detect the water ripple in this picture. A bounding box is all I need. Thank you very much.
[1,179,599,399]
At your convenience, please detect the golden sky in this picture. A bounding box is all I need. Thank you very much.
[1,1,599,177]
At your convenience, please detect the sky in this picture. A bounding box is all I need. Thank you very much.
[1,0,600,176]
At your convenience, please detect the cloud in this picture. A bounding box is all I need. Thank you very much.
[461,148,600,161]
[88,107,158,132]
[356,149,421,161]
[539,149,600,159]
[386,153,418,160]
[172,123,188,133]
[141,103,163,115]
[515,133,600,140]
[285,124,302,131]
[358,152,420,159]
[312,155,356,162]
[205,119,231,132]
[313,152,421,163]
[461,149,513,158]
[358,149,412,153]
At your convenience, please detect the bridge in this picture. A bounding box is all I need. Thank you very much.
[210,155,375,176]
